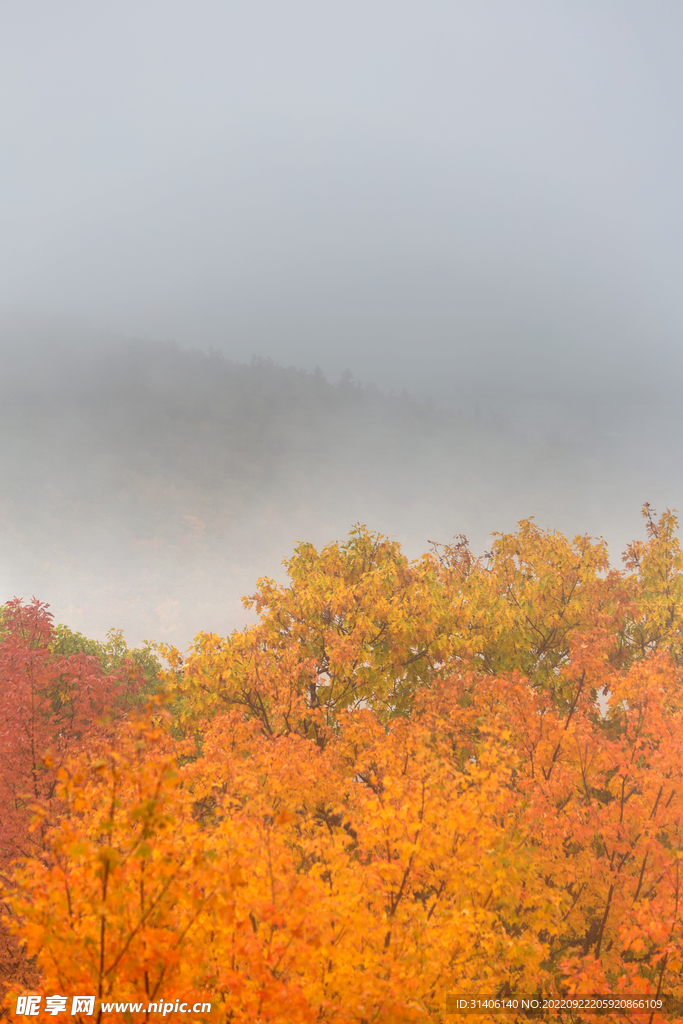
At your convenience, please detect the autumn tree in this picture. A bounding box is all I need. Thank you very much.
[164,525,473,741]
[0,599,129,865]
[7,508,683,1021]
[0,599,152,1004]
[166,518,630,739]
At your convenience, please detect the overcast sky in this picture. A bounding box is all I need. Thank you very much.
[1,1,682,404]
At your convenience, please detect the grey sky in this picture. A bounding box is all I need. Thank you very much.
[1,1,682,402]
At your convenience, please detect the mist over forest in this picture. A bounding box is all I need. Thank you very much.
[0,328,679,648]
[1,1,683,646]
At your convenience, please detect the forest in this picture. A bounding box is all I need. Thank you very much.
[3,504,683,1022]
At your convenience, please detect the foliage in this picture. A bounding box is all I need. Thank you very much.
[0,599,135,868]
[622,504,683,663]
[0,601,154,1008]
[51,624,162,707]
[165,516,626,737]
[6,507,683,1021]
[164,526,473,740]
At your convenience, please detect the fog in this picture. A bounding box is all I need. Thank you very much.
[1,2,682,646]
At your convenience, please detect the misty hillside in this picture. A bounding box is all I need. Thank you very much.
[0,337,677,647]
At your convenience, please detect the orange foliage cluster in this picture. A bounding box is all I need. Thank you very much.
[4,507,683,1022]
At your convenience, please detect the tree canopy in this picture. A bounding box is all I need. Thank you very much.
[4,507,683,1022]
